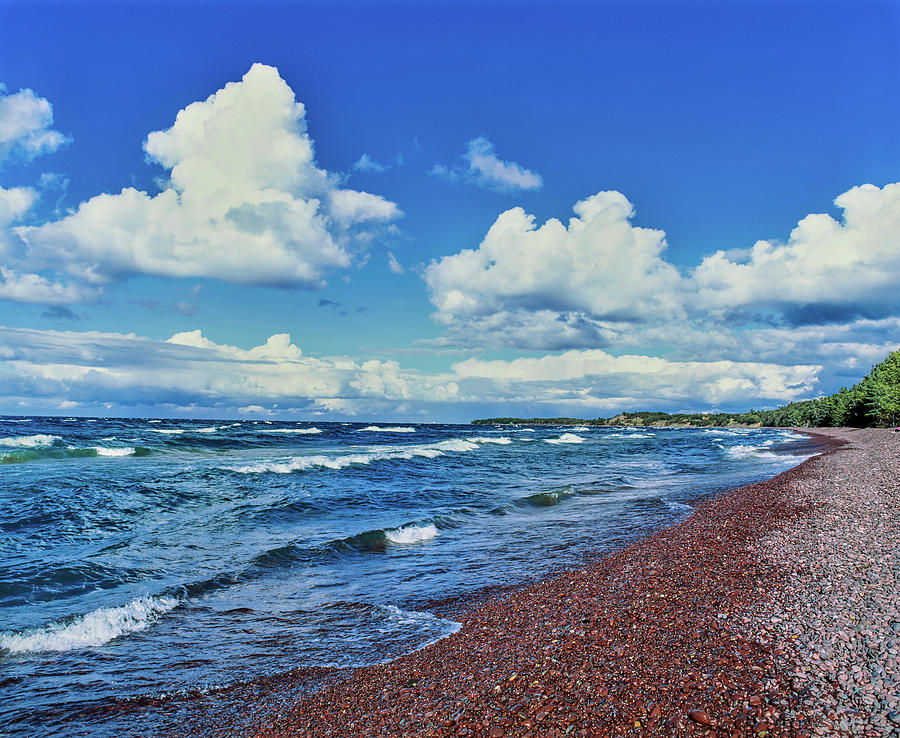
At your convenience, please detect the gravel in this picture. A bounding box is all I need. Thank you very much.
[748,428,900,738]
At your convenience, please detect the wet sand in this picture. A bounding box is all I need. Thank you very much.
[237,428,899,736]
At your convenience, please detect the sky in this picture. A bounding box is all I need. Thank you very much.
[0,0,899,421]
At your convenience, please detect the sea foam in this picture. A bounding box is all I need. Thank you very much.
[0,595,178,654]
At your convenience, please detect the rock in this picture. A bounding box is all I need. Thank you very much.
[688,709,712,725]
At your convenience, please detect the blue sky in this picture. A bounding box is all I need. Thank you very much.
[1,0,898,420]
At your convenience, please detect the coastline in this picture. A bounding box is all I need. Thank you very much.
[235,428,899,737]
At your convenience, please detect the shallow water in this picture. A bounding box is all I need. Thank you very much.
[0,417,811,734]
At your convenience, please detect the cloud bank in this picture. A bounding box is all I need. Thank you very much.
[0,325,827,419]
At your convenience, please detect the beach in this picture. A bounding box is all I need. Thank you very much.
[248,428,899,737]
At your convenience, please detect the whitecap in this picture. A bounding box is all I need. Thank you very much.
[193,427,218,433]
[226,438,480,474]
[606,432,656,439]
[0,434,62,448]
[384,523,439,545]
[357,426,416,433]
[469,436,512,445]
[545,433,584,445]
[513,428,535,432]
[0,595,179,654]
[259,428,322,434]
[149,429,184,435]
[93,446,136,457]
[570,426,591,431]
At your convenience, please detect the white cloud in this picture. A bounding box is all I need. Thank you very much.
[0,267,97,305]
[353,153,388,173]
[425,190,683,346]
[0,184,37,228]
[452,349,819,406]
[692,182,900,321]
[430,136,542,193]
[15,64,401,290]
[426,181,900,351]
[0,85,70,163]
[0,325,827,418]
[387,250,404,274]
[0,327,458,416]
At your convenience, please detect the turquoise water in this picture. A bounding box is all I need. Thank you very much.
[0,417,812,734]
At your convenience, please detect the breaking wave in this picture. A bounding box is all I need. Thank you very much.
[225,438,481,474]
[0,434,62,448]
[0,595,179,655]
[384,523,440,544]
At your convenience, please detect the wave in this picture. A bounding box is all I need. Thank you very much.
[92,446,137,457]
[357,426,416,433]
[149,429,184,435]
[0,434,62,448]
[519,486,577,507]
[725,444,785,460]
[469,436,512,445]
[384,523,439,544]
[258,428,322,435]
[0,595,179,655]
[332,522,440,552]
[571,426,591,431]
[606,432,656,439]
[225,438,481,474]
[193,427,218,434]
[512,428,535,432]
[378,604,460,645]
[545,433,584,445]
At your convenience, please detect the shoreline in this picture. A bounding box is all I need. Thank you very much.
[233,430,874,736]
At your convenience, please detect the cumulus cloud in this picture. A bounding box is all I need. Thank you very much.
[426,181,900,352]
[692,182,900,322]
[353,153,388,173]
[431,136,542,193]
[425,190,682,346]
[0,325,828,418]
[15,64,401,290]
[0,267,97,305]
[0,85,70,163]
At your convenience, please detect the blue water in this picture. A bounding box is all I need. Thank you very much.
[0,417,813,734]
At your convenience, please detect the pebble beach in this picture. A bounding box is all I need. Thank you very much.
[247,428,899,737]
